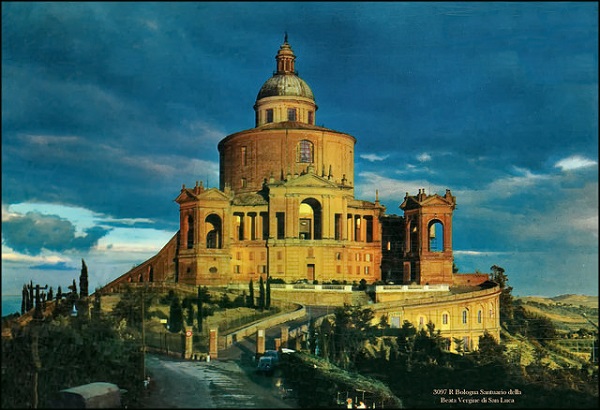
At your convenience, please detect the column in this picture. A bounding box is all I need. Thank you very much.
[281,326,289,348]
[256,328,266,355]
[209,328,218,359]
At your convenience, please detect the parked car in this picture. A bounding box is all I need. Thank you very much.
[256,356,275,375]
[256,350,280,375]
[263,350,280,364]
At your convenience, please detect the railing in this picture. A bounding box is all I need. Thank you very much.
[269,284,353,291]
[374,284,450,292]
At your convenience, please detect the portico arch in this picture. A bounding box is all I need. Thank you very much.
[299,198,322,240]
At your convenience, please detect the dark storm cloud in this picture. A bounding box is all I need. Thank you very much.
[2,212,111,255]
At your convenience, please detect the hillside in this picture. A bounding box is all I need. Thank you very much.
[519,294,598,309]
[515,294,598,333]
[510,294,598,366]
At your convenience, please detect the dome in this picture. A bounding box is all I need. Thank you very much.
[256,74,315,100]
[255,35,315,102]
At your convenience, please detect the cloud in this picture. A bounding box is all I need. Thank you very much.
[453,250,513,256]
[554,155,597,171]
[417,153,432,162]
[30,261,78,271]
[2,211,111,255]
[0,248,71,264]
[360,153,389,162]
[355,172,434,206]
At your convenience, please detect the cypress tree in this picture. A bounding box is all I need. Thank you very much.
[28,282,34,311]
[169,296,183,333]
[247,280,255,308]
[79,259,89,298]
[21,284,28,314]
[186,299,194,326]
[265,277,271,309]
[258,276,265,311]
[69,279,78,298]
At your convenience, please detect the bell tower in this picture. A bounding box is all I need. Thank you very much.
[400,189,456,285]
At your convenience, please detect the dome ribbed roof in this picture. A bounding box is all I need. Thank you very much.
[257,74,314,100]
[256,35,315,102]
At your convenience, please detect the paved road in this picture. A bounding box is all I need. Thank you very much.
[137,306,331,408]
[138,353,295,408]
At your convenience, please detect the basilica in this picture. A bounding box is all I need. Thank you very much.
[102,36,501,352]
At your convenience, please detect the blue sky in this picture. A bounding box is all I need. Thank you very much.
[2,2,598,298]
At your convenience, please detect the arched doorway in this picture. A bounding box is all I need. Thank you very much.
[299,198,322,240]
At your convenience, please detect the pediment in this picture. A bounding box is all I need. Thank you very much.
[196,187,230,201]
[174,189,198,204]
[420,195,453,206]
[282,173,339,188]
[400,194,453,210]
[175,187,230,204]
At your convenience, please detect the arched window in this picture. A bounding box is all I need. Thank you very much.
[297,140,313,163]
[428,220,444,252]
[205,214,222,249]
[462,309,468,324]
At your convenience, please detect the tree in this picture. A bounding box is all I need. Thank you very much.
[29,281,34,310]
[265,277,271,309]
[219,293,232,309]
[378,314,390,336]
[258,276,265,311]
[332,305,376,370]
[247,280,255,308]
[234,291,246,307]
[453,337,465,355]
[308,318,317,355]
[318,318,335,361]
[112,287,149,327]
[21,284,28,314]
[185,299,194,327]
[92,291,102,320]
[169,296,183,333]
[490,265,514,324]
[476,330,506,364]
[197,286,208,332]
[79,259,89,298]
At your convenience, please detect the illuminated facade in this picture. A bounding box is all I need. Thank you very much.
[102,37,501,349]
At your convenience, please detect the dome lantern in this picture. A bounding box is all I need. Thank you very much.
[276,32,296,74]
[254,34,318,127]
